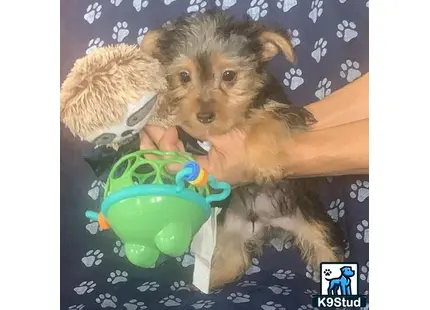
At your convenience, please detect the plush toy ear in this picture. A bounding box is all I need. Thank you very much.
[140,30,162,56]
[259,31,296,63]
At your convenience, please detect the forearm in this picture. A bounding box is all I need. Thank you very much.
[285,118,369,178]
[306,73,369,131]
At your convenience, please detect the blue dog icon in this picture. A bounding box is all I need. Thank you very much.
[326,266,355,296]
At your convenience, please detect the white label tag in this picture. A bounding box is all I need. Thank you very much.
[190,207,221,294]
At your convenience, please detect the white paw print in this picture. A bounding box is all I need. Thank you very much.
[366,1,369,7]
[81,249,103,267]
[107,270,128,285]
[165,0,177,5]
[162,20,173,29]
[262,301,286,310]
[289,29,300,47]
[133,0,149,12]
[339,0,348,3]
[113,240,125,257]
[176,252,195,267]
[315,78,332,99]
[95,293,118,308]
[337,20,358,42]
[237,280,257,287]
[123,299,147,310]
[327,198,345,222]
[298,305,315,310]
[68,305,85,310]
[191,300,215,309]
[283,68,304,90]
[74,280,96,295]
[88,180,105,200]
[137,27,149,45]
[86,38,104,55]
[85,219,101,235]
[247,0,268,21]
[277,0,297,12]
[270,238,284,252]
[304,289,318,295]
[272,269,295,280]
[110,0,123,6]
[137,281,160,292]
[215,0,237,10]
[159,295,182,307]
[187,0,207,13]
[350,180,369,202]
[227,292,251,303]
[340,60,362,82]
[356,219,369,243]
[311,38,327,63]
[84,2,102,24]
[271,235,294,251]
[284,238,293,249]
[245,258,261,275]
[305,265,320,283]
[360,261,369,283]
[268,284,292,295]
[344,241,351,259]
[112,22,130,43]
[308,0,323,23]
[170,280,191,292]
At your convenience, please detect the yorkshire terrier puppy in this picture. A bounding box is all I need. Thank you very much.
[141,10,344,290]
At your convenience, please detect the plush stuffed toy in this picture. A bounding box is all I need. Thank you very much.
[60,43,176,150]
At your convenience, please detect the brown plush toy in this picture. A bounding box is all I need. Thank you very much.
[60,43,176,149]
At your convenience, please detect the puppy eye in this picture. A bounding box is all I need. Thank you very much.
[222,70,236,82]
[179,71,191,83]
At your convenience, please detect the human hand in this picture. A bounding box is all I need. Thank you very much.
[139,126,251,186]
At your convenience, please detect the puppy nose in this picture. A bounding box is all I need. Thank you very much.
[196,112,215,124]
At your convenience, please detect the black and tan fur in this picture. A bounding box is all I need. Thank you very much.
[141,10,344,290]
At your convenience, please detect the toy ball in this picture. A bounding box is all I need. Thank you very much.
[85,150,231,268]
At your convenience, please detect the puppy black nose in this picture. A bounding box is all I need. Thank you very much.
[196,112,215,124]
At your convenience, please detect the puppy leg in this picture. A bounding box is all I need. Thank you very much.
[209,192,264,290]
[271,209,344,271]
[209,231,251,290]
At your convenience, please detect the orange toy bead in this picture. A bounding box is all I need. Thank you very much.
[98,213,110,230]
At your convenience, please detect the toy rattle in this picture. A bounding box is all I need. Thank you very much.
[85,149,231,268]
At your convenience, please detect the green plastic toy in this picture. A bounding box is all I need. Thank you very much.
[85,149,231,268]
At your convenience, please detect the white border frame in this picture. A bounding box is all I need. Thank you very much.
[1,1,429,309]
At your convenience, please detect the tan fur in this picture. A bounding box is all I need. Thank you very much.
[242,109,293,183]
[60,44,175,142]
[209,232,251,289]
[140,30,162,56]
[271,211,342,269]
[260,31,296,63]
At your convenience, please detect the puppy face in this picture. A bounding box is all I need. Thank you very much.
[141,11,295,138]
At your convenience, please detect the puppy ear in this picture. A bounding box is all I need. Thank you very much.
[140,30,162,56]
[259,31,296,63]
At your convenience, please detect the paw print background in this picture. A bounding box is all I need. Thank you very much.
[61,1,368,309]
